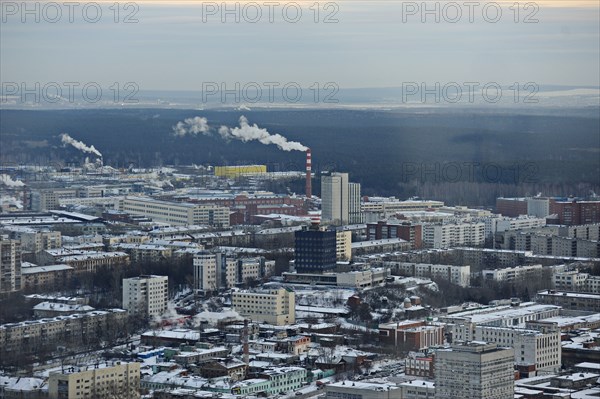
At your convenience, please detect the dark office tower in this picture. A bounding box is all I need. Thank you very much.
[294,225,337,273]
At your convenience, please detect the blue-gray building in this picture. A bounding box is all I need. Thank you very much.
[294,226,336,273]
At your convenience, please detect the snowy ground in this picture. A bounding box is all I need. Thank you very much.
[294,288,357,308]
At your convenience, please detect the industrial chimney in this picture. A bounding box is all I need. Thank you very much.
[243,319,249,365]
[305,148,312,199]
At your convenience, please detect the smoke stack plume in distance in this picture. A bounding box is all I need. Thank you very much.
[306,148,312,199]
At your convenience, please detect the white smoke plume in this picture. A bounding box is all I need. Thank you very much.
[0,174,25,187]
[219,116,308,152]
[0,196,24,210]
[172,116,210,137]
[173,115,308,152]
[60,133,102,157]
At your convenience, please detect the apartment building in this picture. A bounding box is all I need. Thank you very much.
[454,248,530,271]
[558,223,600,241]
[0,309,127,363]
[56,251,130,274]
[482,264,543,282]
[21,264,74,292]
[495,216,547,233]
[0,237,21,293]
[30,188,79,211]
[335,230,352,261]
[111,243,173,263]
[1,226,62,254]
[193,253,272,292]
[121,196,229,227]
[554,270,591,291]
[232,288,295,326]
[434,342,514,399]
[466,325,561,374]
[321,172,349,225]
[122,275,168,317]
[367,220,423,249]
[423,222,485,249]
[387,262,471,287]
[348,182,363,224]
[48,362,140,399]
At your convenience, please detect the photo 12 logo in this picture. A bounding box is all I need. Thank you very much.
[200,1,339,23]
[1,82,139,104]
[401,82,539,104]
[200,82,339,104]
[401,1,540,23]
[401,162,539,184]
[1,2,139,23]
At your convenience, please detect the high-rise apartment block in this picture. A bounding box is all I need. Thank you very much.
[0,237,22,293]
[122,275,168,317]
[321,172,362,225]
[321,172,349,225]
[348,182,363,224]
[435,342,514,399]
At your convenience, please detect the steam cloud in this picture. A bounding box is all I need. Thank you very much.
[172,117,210,137]
[173,115,307,152]
[60,133,102,157]
[0,175,25,187]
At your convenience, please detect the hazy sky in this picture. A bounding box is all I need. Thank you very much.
[1,0,599,92]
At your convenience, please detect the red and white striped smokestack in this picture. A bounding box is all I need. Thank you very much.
[305,148,312,199]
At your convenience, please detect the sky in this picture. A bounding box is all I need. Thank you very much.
[1,0,599,93]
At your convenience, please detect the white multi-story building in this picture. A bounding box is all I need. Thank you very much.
[111,243,173,263]
[0,309,127,361]
[1,226,62,253]
[495,216,547,233]
[587,276,600,293]
[31,188,78,211]
[0,237,21,293]
[335,230,352,261]
[362,198,444,215]
[122,275,168,317]
[434,342,514,399]
[482,264,543,282]
[558,223,600,241]
[387,262,471,287]
[321,172,349,225]
[232,288,295,326]
[194,253,225,292]
[552,270,600,293]
[325,381,402,399]
[194,253,273,292]
[422,222,485,249]
[445,304,561,342]
[458,325,561,374]
[527,197,550,218]
[348,182,363,224]
[121,196,229,227]
[554,270,590,291]
[49,362,140,399]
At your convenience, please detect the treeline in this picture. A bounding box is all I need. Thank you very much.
[2,108,598,205]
